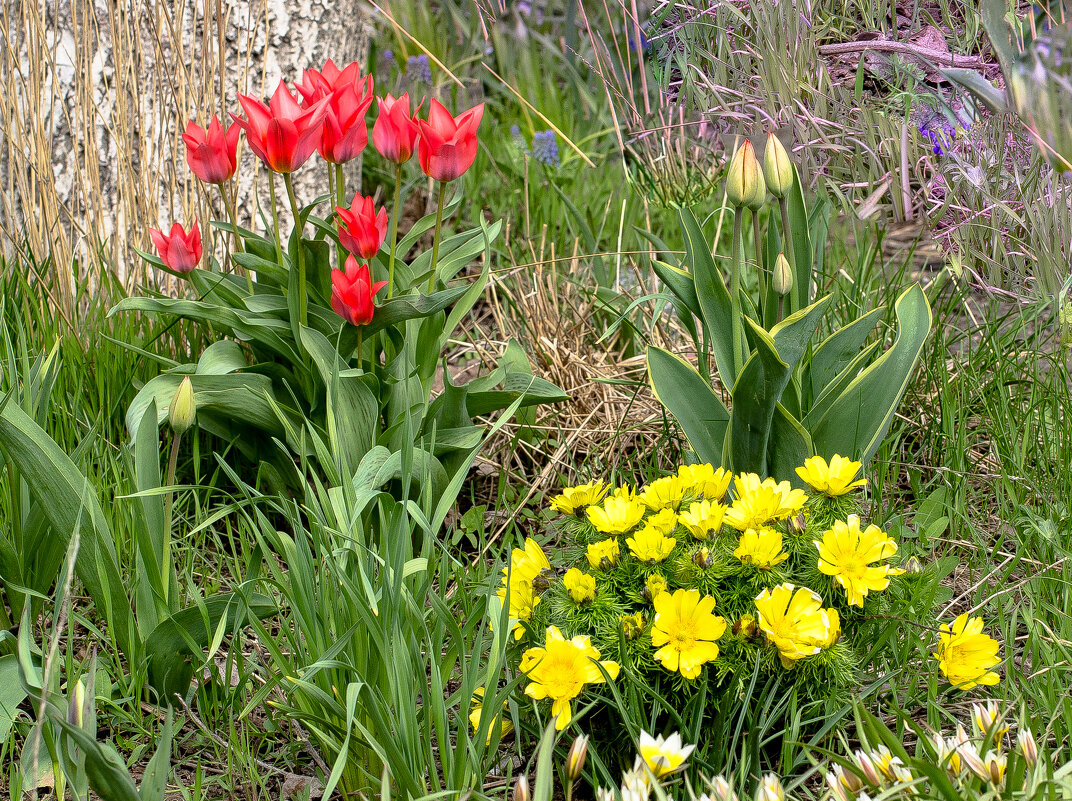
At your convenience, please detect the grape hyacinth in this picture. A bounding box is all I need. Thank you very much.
[531,129,560,166]
[406,54,432,85]
[510,124,528,154]
[918,114,963,156]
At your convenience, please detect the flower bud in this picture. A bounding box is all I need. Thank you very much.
[709,775,738,801]
[1017,728,1038,766]
[956,741,987,781]
[726,139,766,210]
[772,253,793,296]
[643,573,667,602]
[621,612,646,640]
[694,546,714,569]
[762,133,794,199]
[972,700,1007,742]
[981,750,1007,785]
[67,677,86,729]
[169,376,196,435]
[754,774,784,801]
[733,614,757,639]
[904,556,923,575]
[567,734,589,780]
[825,771,849,801]
[854,749,882,786]
[513,773,530,801]
[532,567,556,593]
[787,513,807,536]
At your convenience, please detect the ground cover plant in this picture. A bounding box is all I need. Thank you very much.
[1,0,1071,800]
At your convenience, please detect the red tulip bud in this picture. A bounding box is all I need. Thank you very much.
[373,92,422,164]
[336,194,388,260]
[331,255,387,327]
[149,221,202,273]
[181,115,239,183]
[416,98,484,182]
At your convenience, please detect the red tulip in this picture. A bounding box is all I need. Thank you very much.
[232,80,327,173]
[296,59,366,106]
[181,115,239,183]
[373,93,422,165]
[416,98,484,182]
[336,194,388,259]
[332,255,387,326]
[149,221,202,273]
[319,77,375,164]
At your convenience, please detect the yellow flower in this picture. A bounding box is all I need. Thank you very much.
[678,499,727,540]
[621,612,646,640]
[754,583,830,668]
[638,475,689,511]
[644,573,668,600]
[468,686,514,745]
[496,538,551,639]
[587,496,646,534]
[818,607,841,648]
[550,481,610,515]
[586,538,621,570]
[980,750,1007,785]
[521,626,620,730]
[725,473,806,531]
[613,484,637,501]
[795,454,866,496]
[563,568,596,603]
[733,527,788,569]
[814,515,900,607]
[627,525,677,563]
[637,731,696,778]
[676,463,732,501]
[646,508,679,535]
[933,613,1001,690]
[650,589,727,679]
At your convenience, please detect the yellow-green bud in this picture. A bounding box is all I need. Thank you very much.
[1017,728,1038,766]
[169,376,196,435]
[754,774,784,801]
[733,614,757,639]
[772,252,793,296]
[567,734,589,780]
[762,133,794,198]
[67,677,86,729]
[513,773,530,801]
[726,139,766,210]
[904,556,923,575]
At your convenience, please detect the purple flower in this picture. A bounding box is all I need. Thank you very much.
[406,54,432,85]
[918,117,958,156]
[531,129,560,166]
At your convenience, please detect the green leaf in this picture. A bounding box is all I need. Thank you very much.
[810,284,931,465]
[48,719,141,801]
[767,404,814,485]
[679,207,736,386]
[651,260,702,322]
[940,68,1009,113]
[785,168,815,313]
[195,340,249,375]
[647,347,729,467]
[360,285,471,337]
[0,654,26,743]
[803,342,881,428]
[138,711,174,801]
[729,324,790,476]
[144,592,276,703]
[0,395,135,659]
[804,308,882,407]
[230,251,289,285]
[464,372,569,417]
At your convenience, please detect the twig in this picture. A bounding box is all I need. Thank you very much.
[817,40,988,69]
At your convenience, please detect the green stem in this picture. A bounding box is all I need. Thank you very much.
[356,326,364,368]
[268,170,284,268]
[426,181,447,294]
[335,163,346,210]
[778,197,797,305]
[752,208,765,306]
[283,172,308,328]
[387,162,402,298]
[730,208,745,379]
[218,183,252,293]
[161,431,182,608]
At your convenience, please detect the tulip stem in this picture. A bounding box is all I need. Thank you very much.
[778,197,797,305]
[268,170,284,269]
[426,181,447,294]
[356,326,364,368]
[334,164,347,271]
[283,172,308,328]
[752,209,765,302]
[162,429,182,608]
[731,207,745,379]
[387,162,402,298]
[218,184,252,293]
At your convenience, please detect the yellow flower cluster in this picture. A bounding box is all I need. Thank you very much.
[754,583,840,668]
[495,538,550,640]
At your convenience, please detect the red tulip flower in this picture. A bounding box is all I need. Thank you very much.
[416,98,484,182]
[319,77,375,164]
[332,255,387,326]
[373,93,422,165]
[181,115,239,183]
[232,80,327,173]
[149,221,202,273]
[336,194,388,260]
[296,59,365,106]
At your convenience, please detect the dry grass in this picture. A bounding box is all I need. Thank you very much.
[0,0,273,317]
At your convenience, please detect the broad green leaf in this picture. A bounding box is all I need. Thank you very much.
[647,347,729,468]
[679,207,736,386]
[230,251,289,285]
[729,323,790,476]
[0,654,26,742]
[767,404,814,486]
[144,592,276,703]
[785,168,814,313]
[133,399,167,639]
[811,284,931,465]
[804,308,882,408]
[803,342,881,428]
[48,720,141,801]
[464,372,569,417]
[195,340,249,375]
[651,260,701,321]
[359,285,471,337]
[138,711,174,801]
[0,395,135,659]
[940,68,1009,112]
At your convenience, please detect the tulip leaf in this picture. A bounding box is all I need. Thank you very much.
[646,346,729,467]
[651,259,701,323]
[810,283,931,465]
[767,404,814,486]
[804,308,882,407]
[46,719,141,801]
[0,654,26,744]
[940,68,1009,113]
[803,342,881,428]
[358,285,471,336]
[679,207,736,388]
[230,251,289,285]
[786,168,816,313]
[463,372,570,417]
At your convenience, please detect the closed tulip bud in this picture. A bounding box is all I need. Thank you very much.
[709,775,737,801]
[1017,728,1038,766]
[567,734,589,780]
[596,789,615,801]
[754,774,784,801]
[149,221,202,274]
[67,677,86,729]
[854,749,882,786]
[972,700,1007,741]
[825,772,849,801]
[726,139,766,210]
[762,133,794,198]
[513,773,530,801]
[956,741,987,781]
[982,750,1007,785]
[169,377,196,435]
[773,252,793,296]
